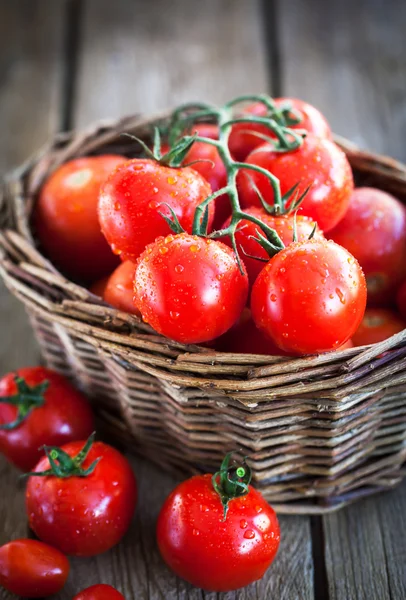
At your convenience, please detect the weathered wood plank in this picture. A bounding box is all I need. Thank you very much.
[276,2,406,599]
[74,0,270,127]
[0,2,65,599]
[276,0,406,161]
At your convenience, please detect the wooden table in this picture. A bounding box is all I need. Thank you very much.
[1,1,406,598]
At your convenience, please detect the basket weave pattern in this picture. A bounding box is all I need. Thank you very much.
[1,113,406,514]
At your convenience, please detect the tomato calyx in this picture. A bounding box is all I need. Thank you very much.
[0,376,49,431]
[212,453,252,520]
[25,432,101,478]
[124,127,199,168]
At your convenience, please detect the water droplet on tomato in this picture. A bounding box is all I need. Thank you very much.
[114,201,121,210]
[190,244,200,253]
[270,293,277,302]
[244,529,255,539]
[240,519,248,529]
[174,264,184,273]
[153,187,159,194]
[167,176,178,185]
[192,529,200,536]
[336,288,346,304]
[170,311,180,319]
[159,246,168,255]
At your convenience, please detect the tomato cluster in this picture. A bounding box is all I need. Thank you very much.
[33,95,406,355]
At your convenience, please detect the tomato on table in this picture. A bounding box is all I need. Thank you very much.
[34,155,126,281]
[251,239,367,355]
[0,367,94,471]
[134,233,248,344]
[157,454,280,592]
[352,309,406,346]
[329,187,406,305]
[0,538,69,598]
[98,159,213,262]
[26,435,137,556]
[238,134,353,232]
[228,97,332,161]
[73,584,125,600]
[222,206,323,286]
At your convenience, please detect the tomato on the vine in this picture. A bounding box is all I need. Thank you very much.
[184,137,230,230]
[98,159,213,262]
[26,435,137,556]
[238,134,353,232]
[0,538,69,598]
[329,187,406,305]
[222,207,324,286]
[0,367,94,471]
[352,309,405,346]
[397,280,406,320]
[73,584,125,600]
[35,155,125,281]
[229,98,332,161]
[157,455,280,591]
[251,239,367,355]
[134,233,248,344]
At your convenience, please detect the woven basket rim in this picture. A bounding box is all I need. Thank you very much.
[1,111,406,405]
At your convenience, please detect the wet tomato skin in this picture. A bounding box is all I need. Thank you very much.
[134,233,248,344]
[329,187,406,305]
[35,155,125,281]
[103,260,139,315]
[0,538,69,597]
[238,135,354,232]
[251,239,367,355]
[157,473,280,592]
[98,159,213,262]
[352,308,406,346]
[229,97,332,161]
[397,280,406,320]
[0,367,94,471]
[26,441,137,556]
[73,584,125,600]
[222,207,324,286]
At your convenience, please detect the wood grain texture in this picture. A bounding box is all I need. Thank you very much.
[276,0,406,161]
[0,0,65,371]
[275,2,406,598]
[74,0,270,127]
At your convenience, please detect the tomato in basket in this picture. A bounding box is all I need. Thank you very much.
[134,233,248,344]
[221,206,324,286]
[26,434,137,556]
[35,155,126,282]
[102,260,139,315]
[352,308,406,346]
[73,584,125,600]
[238,134,354,232]
[0,538,69,597]
[157,454,280,592]
[98,158,213,262]
[229,97,332,161]
[0,367,94,471]
[329,187,406,306]
[251,239,367,355]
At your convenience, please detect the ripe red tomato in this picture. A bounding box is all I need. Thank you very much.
[222,207,323,286]
[98,159,213,262]
[397,280,406,320]
[218,312,290,356]
[229,98,332,161]
[251,239,367,355]
[26,437,137,556]
[0,538,69,597]
[352,309,405,346]
[157,456,280,591]
[184,138,230,230]
[329,188,406,305]
[102,260,139,315]
[238,134,353,232]
[35,156,125,281]
[73,584,124,600]
[0,367,94,471]
[134,233,248,344]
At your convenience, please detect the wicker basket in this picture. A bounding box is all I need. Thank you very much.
[1,112,406,515]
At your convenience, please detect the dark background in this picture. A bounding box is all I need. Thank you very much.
[0,1,405,599]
